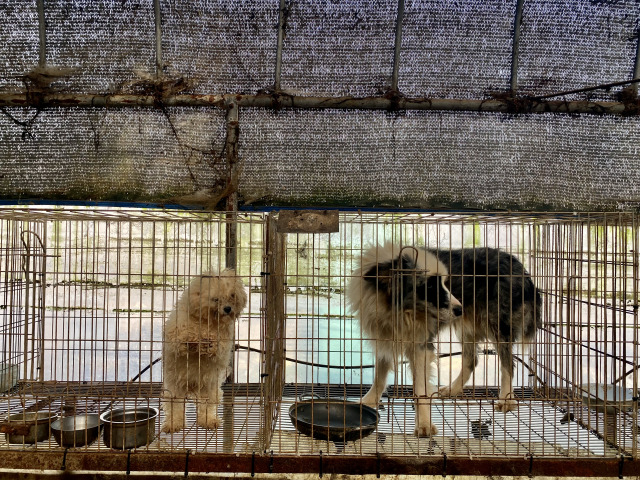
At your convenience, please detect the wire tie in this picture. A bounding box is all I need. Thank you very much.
[319,450,323,478]
[184,449,191,477]
[126,449,131,476]
[61,448,68,471]
[251,451,255,477]
[619,454,624,479]
[441,453,446,478]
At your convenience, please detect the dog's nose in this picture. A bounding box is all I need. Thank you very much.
[223,306,232,315]
[452,305,463,317]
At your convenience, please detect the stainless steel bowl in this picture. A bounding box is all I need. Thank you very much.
[4,411,57,444]
[51,414,102,447]
[100,407,158,449]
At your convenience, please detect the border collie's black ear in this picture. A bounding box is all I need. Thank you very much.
[363,260,393,296]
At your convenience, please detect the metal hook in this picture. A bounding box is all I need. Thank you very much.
[61,448,68,471]
[442,452,447,478]
[269,450,273,473]
[619,454,624,479]
[184,449,191,478]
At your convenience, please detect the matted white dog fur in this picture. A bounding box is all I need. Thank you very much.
[161,269,247,433]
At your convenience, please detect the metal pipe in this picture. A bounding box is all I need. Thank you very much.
[510,0,525,92]
[36,0,46,67]
[0,450,637,477]
[153,0,163,77]
[0,92,634,115]
[224,100,239,271]
[391,0,405,91]
[274,0,287,91]
[633,27,640,96]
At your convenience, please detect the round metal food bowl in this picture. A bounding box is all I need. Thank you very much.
[100,407,158,449]
[289,399,379,442]
[4,411,57,444]
[580,383,636,414]
[51,414,102,447]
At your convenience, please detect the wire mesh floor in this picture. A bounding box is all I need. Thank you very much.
[274,387,626,458]
[0,382,264,453]
[0,382,635,459]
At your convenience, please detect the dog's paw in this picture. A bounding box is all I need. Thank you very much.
[495,398,518,413]
[361,394,380,409]
[197,415,221,430]
[415,422,438,437]
[438,384,462,397]
[161,418,185,434]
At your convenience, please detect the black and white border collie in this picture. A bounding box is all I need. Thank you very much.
[348,243,541,436]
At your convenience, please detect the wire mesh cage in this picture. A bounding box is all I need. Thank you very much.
[0,207,267,453]
[269,211,639,462]
[0,207,638,476]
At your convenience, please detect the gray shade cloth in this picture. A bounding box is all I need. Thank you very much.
[1,0,639,210]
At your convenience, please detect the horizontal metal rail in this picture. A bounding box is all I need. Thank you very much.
[0,451,635,477]
[0,92,637,115]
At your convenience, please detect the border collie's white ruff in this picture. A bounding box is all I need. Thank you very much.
[161,269,247,433]
[347,243,462,436]
[348,243,541,437]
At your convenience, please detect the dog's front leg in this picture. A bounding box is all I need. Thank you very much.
[161,396,186,433]
[495,342,517,412]
[410,345,437,437]
[361,355,392,408]
[196,368,224,430]
[439,322,478,398]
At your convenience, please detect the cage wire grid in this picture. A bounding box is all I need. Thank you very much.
[0,207,636,469]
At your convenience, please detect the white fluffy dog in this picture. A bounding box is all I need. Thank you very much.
[161,269,247,433]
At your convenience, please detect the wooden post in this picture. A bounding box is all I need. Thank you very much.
[261,214,286,451]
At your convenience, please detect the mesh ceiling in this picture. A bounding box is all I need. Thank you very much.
[1,0,639,211]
